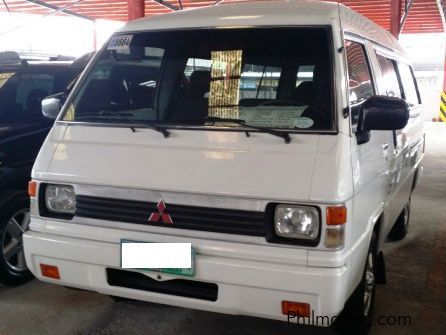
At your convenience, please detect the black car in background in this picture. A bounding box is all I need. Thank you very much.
[0,51,91,285]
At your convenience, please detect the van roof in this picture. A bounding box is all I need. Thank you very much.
[118,0,405,55]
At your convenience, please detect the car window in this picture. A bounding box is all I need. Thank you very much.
[376,54,402,98]
[66,28,334,131]
[16,74,54,109]
[398,63,419,105]
[0,68,77,123]
[345,41,374,125]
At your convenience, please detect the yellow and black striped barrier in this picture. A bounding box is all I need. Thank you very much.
[441,91,446,122]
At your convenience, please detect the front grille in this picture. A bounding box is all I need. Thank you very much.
[75,195,266,236]
[106,268,218,301]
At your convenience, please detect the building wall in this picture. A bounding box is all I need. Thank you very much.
[400,33,445,121]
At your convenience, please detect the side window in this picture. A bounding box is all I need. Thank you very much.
[398,63,420,105]
[345,40,374,124]
[376,54,402,98]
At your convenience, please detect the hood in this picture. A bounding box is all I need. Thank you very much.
[33,125,352,203]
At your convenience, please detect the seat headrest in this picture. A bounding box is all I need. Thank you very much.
[189,70,211,98]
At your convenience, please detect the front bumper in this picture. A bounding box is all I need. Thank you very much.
[24,229,350,325]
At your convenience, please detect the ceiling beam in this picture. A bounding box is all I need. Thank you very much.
[399,0,414,34]
[23,0,93,21]
[436,0,446,31]
[151,0,178,11]
[1,0,10,12]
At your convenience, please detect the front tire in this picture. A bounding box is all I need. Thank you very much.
[0,192,33,286]
[333,233,377,334]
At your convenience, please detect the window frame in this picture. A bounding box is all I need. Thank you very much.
[56,26,338,135]
[397,62,421,105]
[343,37,376,126]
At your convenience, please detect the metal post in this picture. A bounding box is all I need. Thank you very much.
[93,19,97,51]
[128,0,145,21]
[439,50,446,122]
[390,0,403,38]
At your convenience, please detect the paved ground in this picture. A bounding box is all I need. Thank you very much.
[0,123,445,335]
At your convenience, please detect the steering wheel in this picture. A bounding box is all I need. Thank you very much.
[301,105,331,129]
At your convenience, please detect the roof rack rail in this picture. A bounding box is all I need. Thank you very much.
[17,52,75,62]
[0,50,77,65]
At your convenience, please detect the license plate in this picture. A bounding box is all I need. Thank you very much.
[120,240,195,277]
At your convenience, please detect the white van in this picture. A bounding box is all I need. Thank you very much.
[24,1,424,331]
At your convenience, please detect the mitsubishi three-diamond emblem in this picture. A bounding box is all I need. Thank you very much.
[148,199,173,224]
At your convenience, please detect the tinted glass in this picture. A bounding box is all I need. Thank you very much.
[296,65,315,87]
[376,54,402,98]
[398,63,419,105]
[0,68,76,123]
[65,28,334,130]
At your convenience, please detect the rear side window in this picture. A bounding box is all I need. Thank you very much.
[398,63,420,105]
[345,41,374,124]
[376,54,402,98]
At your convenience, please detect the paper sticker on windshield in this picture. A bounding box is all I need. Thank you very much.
[294,117,314,129]
[108,35,133,50]
[239,106,306,128]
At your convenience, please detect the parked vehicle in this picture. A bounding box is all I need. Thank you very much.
[0,51,91,285]
[23,1,424,332]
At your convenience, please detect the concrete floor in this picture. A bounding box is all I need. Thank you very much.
[1,123,445,335]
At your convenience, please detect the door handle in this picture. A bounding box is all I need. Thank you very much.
[382,143,389,151]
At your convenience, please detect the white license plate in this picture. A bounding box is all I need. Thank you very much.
[120,240,195,277]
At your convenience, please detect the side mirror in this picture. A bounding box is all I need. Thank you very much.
[356,95,410,144]
[42,92,67,120]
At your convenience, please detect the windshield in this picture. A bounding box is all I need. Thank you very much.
[64,27,334,131]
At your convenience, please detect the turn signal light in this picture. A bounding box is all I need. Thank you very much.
[281,301,310,317]
[28,181,37,198]
[326,206,347,225]
[40,264,60,280]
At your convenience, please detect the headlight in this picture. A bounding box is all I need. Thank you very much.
[274,205,319,240]
[45,184,76,214]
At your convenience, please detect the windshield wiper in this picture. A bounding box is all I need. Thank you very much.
[205,116,291,144]
[75,111,170,138]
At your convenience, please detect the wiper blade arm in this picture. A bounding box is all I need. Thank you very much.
[206,116,291,144]
[77,111,170,138]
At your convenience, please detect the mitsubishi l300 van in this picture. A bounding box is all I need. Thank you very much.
[23,1,424,331]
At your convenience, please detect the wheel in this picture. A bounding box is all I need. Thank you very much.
[333,233,376,334]
[0,192,34,286]
[388,200,410,241]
